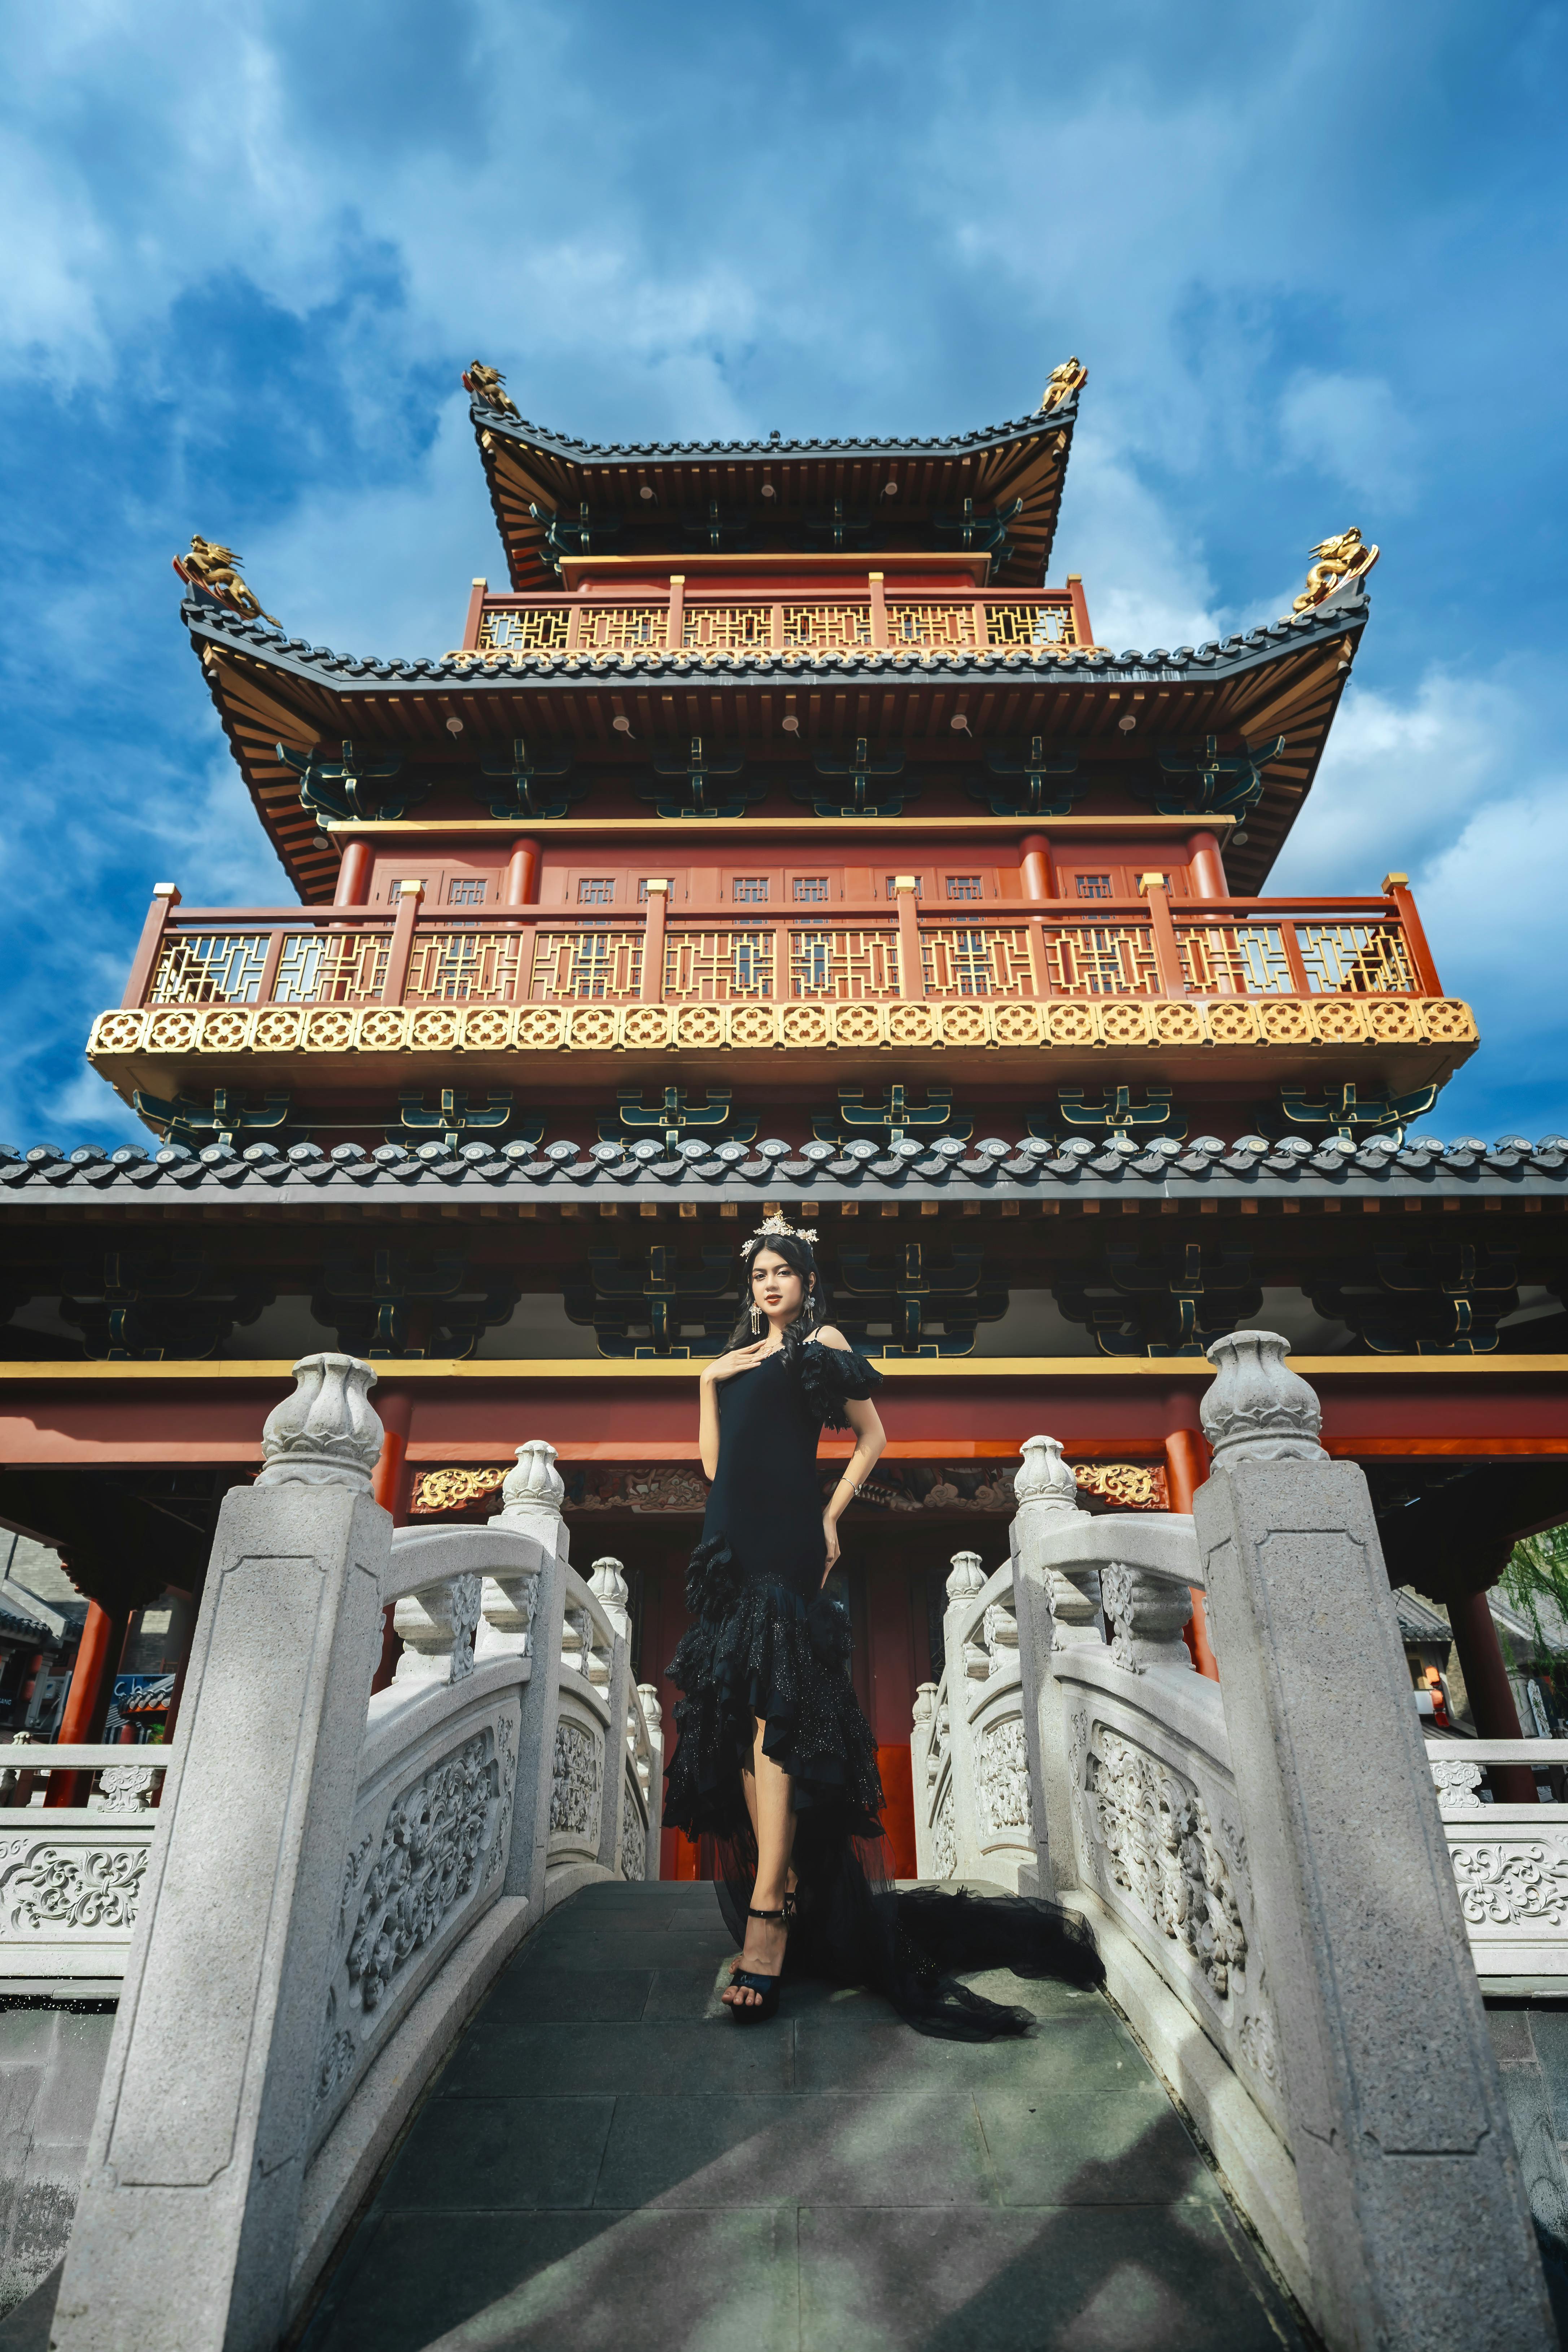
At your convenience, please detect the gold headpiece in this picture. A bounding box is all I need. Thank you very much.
[742,1213,818,1252]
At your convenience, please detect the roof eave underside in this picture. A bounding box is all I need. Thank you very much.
[470,398,1080,592]
[186,587,1367,904]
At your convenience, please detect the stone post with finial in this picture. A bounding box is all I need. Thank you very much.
[55,1354,394,2352]
[1193,1331,1553,2352]
[490,1438,570,1909]
[1008,1433,1087,1895]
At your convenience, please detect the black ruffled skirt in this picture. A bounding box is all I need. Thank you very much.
[664,1535,1104,2040]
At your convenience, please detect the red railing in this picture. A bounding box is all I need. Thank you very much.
[121,883,1442,1013]
[448,581,1092,662]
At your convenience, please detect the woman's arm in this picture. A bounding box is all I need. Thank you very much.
[816,1328,887,1576]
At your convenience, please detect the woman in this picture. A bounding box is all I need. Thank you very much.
[663,1215,1102,2031]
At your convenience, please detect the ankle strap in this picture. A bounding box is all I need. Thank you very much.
[746,1892,798,1924]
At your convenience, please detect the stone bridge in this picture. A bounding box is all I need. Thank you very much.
[0,1339,1559,2351]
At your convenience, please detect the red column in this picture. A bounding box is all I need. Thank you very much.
[1164,1422,1219,1681]
[1186,831,1228,901]
[1019,832,1055,901]
[504,839,540,907]
[370,1392,415,1695]
[1449,1588,1537,1804]
[334,840,372,908]
[45,1601,130,1807]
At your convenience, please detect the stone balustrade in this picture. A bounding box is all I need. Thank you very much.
[910,1345,1555,2346]
[911,1549,1034,1889]
[50,1355,663,2352]
[1427,1736,1568,1978]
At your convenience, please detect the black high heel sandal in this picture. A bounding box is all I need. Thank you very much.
[725,1893,796,2026]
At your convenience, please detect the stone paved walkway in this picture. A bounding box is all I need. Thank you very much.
[299,1882,1311,2352]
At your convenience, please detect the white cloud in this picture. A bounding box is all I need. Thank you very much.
[1279,370,1419,507]
[1270,668,1521,896]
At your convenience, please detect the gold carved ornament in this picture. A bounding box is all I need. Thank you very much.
[411,1466,508,1515]
[413,1458,1166,1517]
[1291,527,1379,615]
[462,362,520,419]
[1073,1463,1166,1510]
[1039,357,1088,414]
[173,537,276,625]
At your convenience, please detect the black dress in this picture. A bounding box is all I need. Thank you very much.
[664,1334,1102,2037]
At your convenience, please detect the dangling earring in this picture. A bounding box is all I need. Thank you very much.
[750,1303,763,1335]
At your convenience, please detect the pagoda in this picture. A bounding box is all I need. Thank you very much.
[3,356,1566,1866]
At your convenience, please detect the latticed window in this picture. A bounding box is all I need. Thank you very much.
[885,876,923,898]
[578,878,616,906]
[388,879,426,904]
[793,877,829,903]
[447,878,488,906]
[1076,875,1113,901]
[732,877,769,904]
[946,876,983,902]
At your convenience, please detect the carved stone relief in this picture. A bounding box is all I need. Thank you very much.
[976,1719,1034,1837]
[92,1766,159,1814]
[932,1787,956,1879]
[1431,1759,1485,1814]
[448,1574,482,1683]
[344,1733,501,2016]
[550,1719,605,1845]
[0,1839,147,1933]
[1450,1839,1568,1927]
[1086,1723,1247,1999]
[621,1776,647,1883]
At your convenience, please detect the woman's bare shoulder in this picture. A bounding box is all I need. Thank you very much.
[808,1325,853,1352]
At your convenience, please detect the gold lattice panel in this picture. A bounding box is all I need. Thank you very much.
[150,934,268,1005]
[985,604,1076,648]
[404,931,521,1006]
[664,930,774,1002]
[788,929,900,1000]
[921,927,1035,1000]
[886,604,978,650]
[531,930,644,1002]
[682,606,772,653]
[1176,925,1291,995]
[1045,926,1159,997]
[477,609,572,655]
[576,608,665,653]
[276,931,389,1005]
[1297,924,1416,994]
[782,606,874,651]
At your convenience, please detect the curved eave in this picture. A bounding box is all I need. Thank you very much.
[4,1136,1562,1210]
[184,586,1367,902]
[470,398,1079,591]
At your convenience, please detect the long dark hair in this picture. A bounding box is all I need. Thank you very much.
[725,1230,833,1357]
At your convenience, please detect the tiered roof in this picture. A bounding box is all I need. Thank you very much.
[466,390,1081,591]
[185,582,1368,903]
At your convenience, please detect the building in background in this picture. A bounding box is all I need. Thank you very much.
[3,360,1567,1863]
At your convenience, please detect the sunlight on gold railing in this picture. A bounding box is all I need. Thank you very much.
[921,926,1037,998]
[405,931,522,1005]
[664,929,775,1001]
[530,930,644,1002]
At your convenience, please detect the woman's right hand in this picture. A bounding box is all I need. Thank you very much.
[702,1341,768,1386]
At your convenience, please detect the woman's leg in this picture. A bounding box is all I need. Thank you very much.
[722,1714,796,2010]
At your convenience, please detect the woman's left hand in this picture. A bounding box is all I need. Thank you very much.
[821,1514,840,1579]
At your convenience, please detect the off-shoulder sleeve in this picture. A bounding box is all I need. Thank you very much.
[799,1339,884,1430]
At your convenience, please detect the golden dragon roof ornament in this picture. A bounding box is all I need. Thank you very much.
[172,536,276,624]
[1290,526,1379,616]
[462,362,520,419]
[1039,356,1088,414]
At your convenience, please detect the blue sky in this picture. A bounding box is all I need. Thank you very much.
[3,0,1565,1146]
